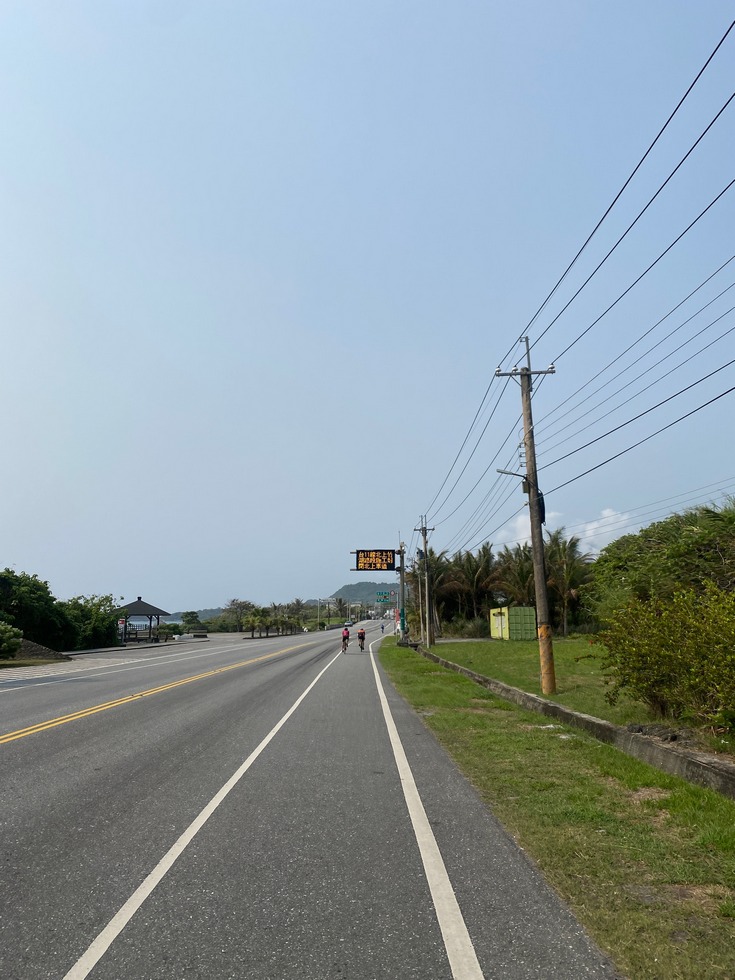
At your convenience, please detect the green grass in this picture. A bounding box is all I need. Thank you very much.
[380,638,735,980]
[431,636,643,721]
[428,637,735,755]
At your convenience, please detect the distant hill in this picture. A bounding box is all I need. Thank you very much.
[165,608,223,623]
[165,584,398,621]
[327,581,398,604]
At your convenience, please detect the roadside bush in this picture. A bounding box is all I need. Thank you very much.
[0,569,77,651]
[599,582,735,730]
[62,595,119,649]
[157,623,182,640]
[0,621,23,659]
[443,617,490,638]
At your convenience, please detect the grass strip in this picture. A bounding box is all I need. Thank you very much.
[429,637,734,755]
[379,639,735,980]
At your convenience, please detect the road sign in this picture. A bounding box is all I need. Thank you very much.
[376,598,392,604]
[354,549,396,571]
[376,591,390,596]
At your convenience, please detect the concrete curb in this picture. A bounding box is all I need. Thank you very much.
[418,646,735,802]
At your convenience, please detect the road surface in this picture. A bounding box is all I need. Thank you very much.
[0,626,618,978]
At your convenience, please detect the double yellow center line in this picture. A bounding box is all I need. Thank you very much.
[1,644,308,746]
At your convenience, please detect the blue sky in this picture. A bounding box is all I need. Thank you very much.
[2,2,733,611]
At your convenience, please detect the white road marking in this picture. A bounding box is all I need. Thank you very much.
[0,640,294,694]
[0,658,144,685]
[62,649,343,980]
[369,641,485,980]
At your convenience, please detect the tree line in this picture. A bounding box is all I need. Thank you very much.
[186,596,362,637]
[406,529,594,639]
[0,571,120,656]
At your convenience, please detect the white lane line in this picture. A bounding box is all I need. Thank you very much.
[62,649,343,980]
[0,659,146,692]
[368,641,485,980]
[0,641,296,694]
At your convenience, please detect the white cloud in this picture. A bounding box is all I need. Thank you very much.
[575,508,632,553]
[494,509,533,548]
[494,507,569,550]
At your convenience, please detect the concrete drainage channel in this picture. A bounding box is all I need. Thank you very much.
[417,646,735,802]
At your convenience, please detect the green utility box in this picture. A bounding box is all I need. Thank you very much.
[489,606,537,641]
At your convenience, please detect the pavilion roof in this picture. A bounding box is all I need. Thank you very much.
[115,596,171,618]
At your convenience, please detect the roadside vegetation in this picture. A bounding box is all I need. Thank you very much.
[379,637,735,980]
[408,498,735,742]
[411,636,735,757]
[0,571,119,656]
[0,574,359,657]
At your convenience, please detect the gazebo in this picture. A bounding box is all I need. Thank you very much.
[115,596,171,643]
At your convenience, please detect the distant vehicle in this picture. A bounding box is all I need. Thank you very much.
[344,620,354,627]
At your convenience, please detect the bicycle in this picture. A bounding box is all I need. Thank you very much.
[341,636,349,653]
[358,635,365,652]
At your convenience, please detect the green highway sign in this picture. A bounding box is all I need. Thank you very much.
[376,591,390,596]
[376,598,392,603]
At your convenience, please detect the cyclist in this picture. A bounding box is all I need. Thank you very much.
[357,627,366,651]
[341,626,350,652]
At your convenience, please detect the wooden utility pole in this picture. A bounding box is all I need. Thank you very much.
[397,542,407,644]
[416,558,424,644]
[416,518,435,646]
[496,339,557,695]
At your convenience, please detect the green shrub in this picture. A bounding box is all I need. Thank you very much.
[599,582,735,730]
[0,621,23,659]
[443,617,490,638]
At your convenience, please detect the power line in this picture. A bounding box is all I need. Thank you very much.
[535,257,735,433]
[422,338,523,519]
[541,356,735,471]
[546,383,735,495]
[553,178,735,363]
[427,377,514,524]
[529,90,735,353]
[463,499,527,555]
[537,308,735,457]
[422,23,735,525]
[522,18,735,345]
[422,21,735,552]
[441,477,735,557]
[489,481,735,551]
[441,457,519,552]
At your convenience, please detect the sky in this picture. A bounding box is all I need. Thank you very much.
[2,1,734,611]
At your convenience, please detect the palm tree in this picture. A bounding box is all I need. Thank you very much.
[492,543,536,606]
[422,548,450,643]
[445,545,496,621]
[544,528,593,636]
[288,598,305,629]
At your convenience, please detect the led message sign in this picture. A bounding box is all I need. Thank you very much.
[354,549,396,572]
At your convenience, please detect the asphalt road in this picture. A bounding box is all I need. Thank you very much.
[0,626,619,979]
